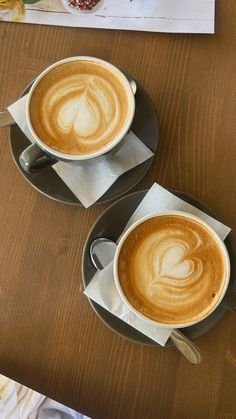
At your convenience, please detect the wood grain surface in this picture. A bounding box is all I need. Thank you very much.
[0,1,236,418]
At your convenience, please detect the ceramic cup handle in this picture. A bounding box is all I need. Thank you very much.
[0,111,15,128]
[19,143,57,174]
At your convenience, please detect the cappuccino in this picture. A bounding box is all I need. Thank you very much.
[117,214,228,326]
[29,59,132,156]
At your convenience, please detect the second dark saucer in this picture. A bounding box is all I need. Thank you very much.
[82,189,235,347]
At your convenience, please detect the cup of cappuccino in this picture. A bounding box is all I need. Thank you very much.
[19,57,136,173]
[114,211,231,329]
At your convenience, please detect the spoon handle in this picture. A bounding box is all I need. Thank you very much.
[0,111,15,128]
[170,329,202,364]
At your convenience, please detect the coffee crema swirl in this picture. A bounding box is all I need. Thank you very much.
[29,60,130,155]
[118,215,227,325]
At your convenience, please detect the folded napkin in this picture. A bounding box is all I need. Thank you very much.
[84,183,231,346]
[0,373,91,419]
[8,95,154,208]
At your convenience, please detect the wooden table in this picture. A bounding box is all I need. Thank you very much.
[0,2,236,418]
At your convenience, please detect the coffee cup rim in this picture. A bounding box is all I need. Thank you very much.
[25,56,135,161]
[113,210,231,329]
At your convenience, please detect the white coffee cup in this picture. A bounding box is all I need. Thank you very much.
[19,56,136,173]
[114,211,231,329]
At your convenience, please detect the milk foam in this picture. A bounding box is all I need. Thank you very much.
[30,61,130,155]
[135,230,204,306]
[118,216,226,325]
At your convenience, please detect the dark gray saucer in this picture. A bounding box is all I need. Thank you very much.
[82,189,235,347]
[9,82,158,206]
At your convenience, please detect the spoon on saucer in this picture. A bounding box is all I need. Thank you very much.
[0,111,15,128]
[90,237,202,365]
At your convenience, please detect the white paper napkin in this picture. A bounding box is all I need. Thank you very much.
[8,95,154,208]
[84,183,231,346]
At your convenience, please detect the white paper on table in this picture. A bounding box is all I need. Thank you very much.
[8,95,154,208]
[6,0,215,34]
[84,182,231,346]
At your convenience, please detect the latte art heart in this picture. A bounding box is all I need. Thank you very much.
[138,233,204,306]
[118,215,227,325]
[29,60,130,155]
[58,91,101,137]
